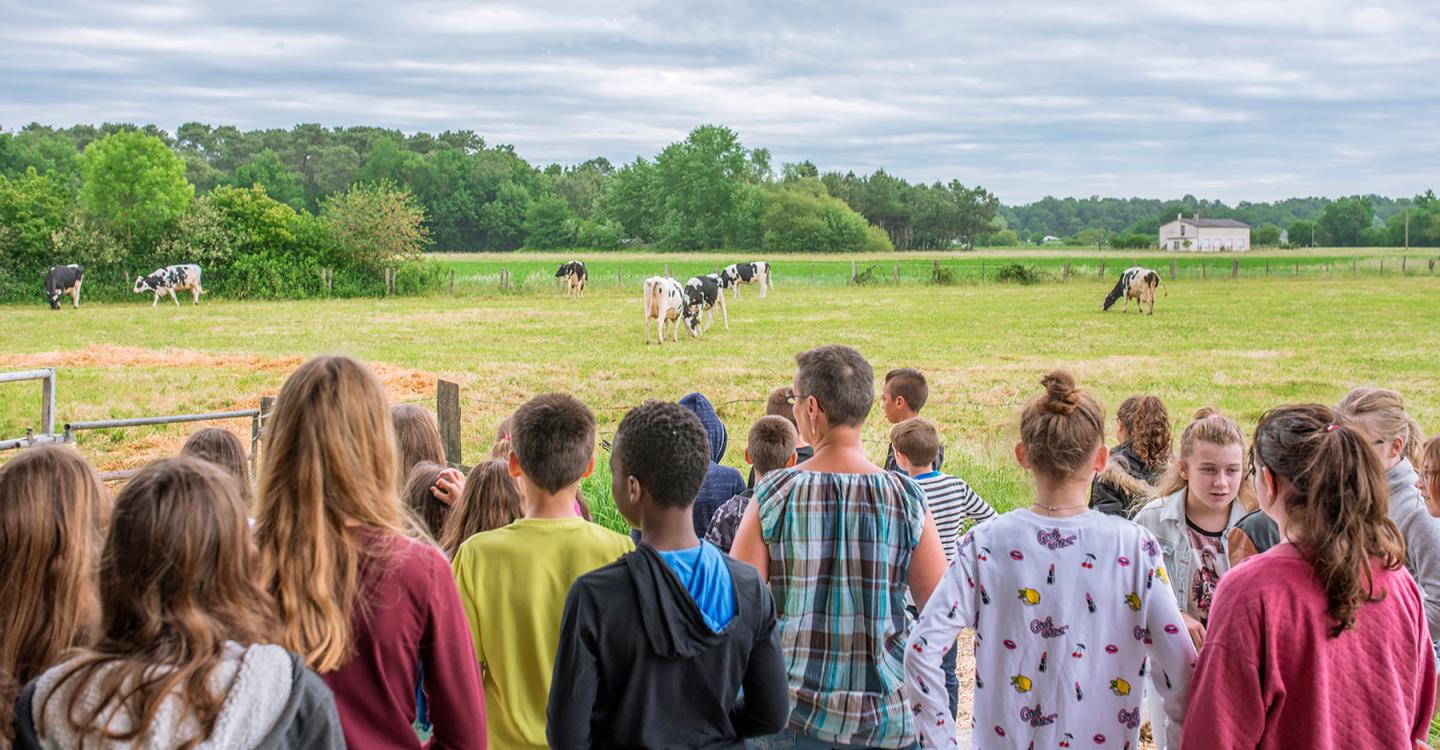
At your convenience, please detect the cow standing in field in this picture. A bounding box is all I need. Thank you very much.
[134,264,205,307]
[643,276,690,344]
[1103,266,1165,315]
[43,264,84,310]
[555,260,588,299]
[720,261,772,299]
[682,274,729,336]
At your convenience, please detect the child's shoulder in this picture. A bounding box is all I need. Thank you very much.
[577,522,638,552]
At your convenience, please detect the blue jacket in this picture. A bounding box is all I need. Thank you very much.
[679,392,748,538]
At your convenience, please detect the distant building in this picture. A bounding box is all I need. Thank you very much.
[1041,235,1062,245]
[1159,214,1250,252]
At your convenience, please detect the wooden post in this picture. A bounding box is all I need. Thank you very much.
[1202,262,1206,280]
[1063,262,1071,280]
[1380,259,1385,274]
[1099,261,1105,278]
[1353,257,1357,275]
[436,380,462,468]
[1169,259,1176,279]
[664,263,670,278]
[893,262,899,284]
[449,269,455,296]
[617,268,622,286]
[254,396,275,480]
[851,259,857,283]
[809,264,815,282]
[39,370,55,441]
[1294,261,1299,277]
[1232,259,1238,279]
[1402,256,1408,274]
[980,260,986,281]
[1265,260,1269,277]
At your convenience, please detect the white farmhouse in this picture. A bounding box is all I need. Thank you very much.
[1158,214,1251,252]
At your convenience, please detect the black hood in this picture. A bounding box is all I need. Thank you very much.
[625,544,726,660]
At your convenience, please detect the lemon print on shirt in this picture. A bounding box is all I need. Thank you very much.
[1124,592,1142,611]
[1110,677,1131,696]
[1018,588,1041,606]
[1156,565,1169,584]
[1011,674,1033,693]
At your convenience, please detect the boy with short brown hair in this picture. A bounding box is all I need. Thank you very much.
[706,415,798,552]
[882,367,944,472]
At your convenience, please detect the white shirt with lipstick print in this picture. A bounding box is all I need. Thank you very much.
[904,509,1198,750]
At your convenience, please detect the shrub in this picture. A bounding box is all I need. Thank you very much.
[994,263,1044,285]
[853,265,880,285]
[576,219,623,249]
[322,181,429,274]
[929,260,957,285]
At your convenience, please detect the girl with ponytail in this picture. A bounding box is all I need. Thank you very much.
[1183,404,1435,748]
[905,371,1196,750]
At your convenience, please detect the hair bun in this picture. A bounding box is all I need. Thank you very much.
[1193,406,1220,421]
[1040,371,1080,414]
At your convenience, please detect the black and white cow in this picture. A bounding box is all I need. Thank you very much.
[682,274,729,336]
[134,264,205,307]
[1103,266,1165,315]
[555,260,588,299]
[642,276,690,344]
[43,264,84,310]
[719,261,772,299]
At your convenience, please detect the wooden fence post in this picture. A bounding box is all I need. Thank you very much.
[449,269,455,296]
[617,268,622,286]
[1265,260,1270,277]
[254,396,275,480]
[1064,262,1071,280]
[1202,262,1206,279]
[809,264,815,282]
[1231,259,1238,279]
[850,259,857,283]
[664,263,670,278]
[436,380,461,469]
[1169,259,1177,279]
[1294,261,1299,277]
[893,262,899,284]
[1380,259,1385,274]
[1099,261,1105,278]
[1402,256,1408,274]
[1353,257,1357,275]
[980,261,986,281]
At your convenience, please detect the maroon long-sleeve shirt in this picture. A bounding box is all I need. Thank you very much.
[324,530,487,749]
[1184,543,1436,750]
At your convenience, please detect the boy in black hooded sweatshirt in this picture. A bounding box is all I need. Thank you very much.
[547,400,791,749]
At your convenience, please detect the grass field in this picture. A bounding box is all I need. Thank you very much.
[4,251,1438,528]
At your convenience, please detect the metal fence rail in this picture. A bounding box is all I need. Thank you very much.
[65,407,268,478]
[0,368,60,450]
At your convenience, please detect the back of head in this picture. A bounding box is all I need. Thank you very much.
[1336,387,1425,467]
[1115,395,1171,470]
[45,456,275,747]
[1154,407,1257,511]
[180,427,251,505]
[0,445,106,740]
[614,400,711,509]
[748,415,799,477]
[254,355,403,672]
[889,417,940,470]
[1252,403,1404,636]
[1019,371,1105,479]
[794,345,874,428]
[403,461,448,540]
[391,404,446,477]
[440,460,521,557]
[511,393,596,494]
[884,368,930,412]
[764,386,798,426]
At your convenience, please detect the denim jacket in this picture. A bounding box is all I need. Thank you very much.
[1132,489,1248,616]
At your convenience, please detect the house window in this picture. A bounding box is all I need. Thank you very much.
[1180,225,1186,236]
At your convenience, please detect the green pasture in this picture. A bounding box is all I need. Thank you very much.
[3,264,1438,533]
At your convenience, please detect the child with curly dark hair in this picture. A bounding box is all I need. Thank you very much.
[1090,394,1171,516]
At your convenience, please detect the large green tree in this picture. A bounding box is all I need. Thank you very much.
[1316,196,1374,246]
[231,149,306,210]
[79,131,192,248]
[523,195,578,249]
[653,125,761,249]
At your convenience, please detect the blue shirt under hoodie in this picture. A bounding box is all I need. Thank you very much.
[656,541,736,632]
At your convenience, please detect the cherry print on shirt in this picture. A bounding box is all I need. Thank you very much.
[1081,553,1097,569]
[978,546,991,561]
[1061,732,1075,747]
[1071,643,1086,659]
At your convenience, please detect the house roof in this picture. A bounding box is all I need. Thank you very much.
[1178,218,1250,228]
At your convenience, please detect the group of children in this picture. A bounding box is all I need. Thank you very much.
[1,346,1438,750]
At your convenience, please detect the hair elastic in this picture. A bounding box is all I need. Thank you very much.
[1325,423,1339,433]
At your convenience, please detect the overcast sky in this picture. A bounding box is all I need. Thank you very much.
[2,0,1437,204]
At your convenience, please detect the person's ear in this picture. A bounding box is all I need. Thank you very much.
[744,448,753,466]
[508,451,523,478]
[785,451,797,468]
[626,475,642,506]
[894,395,908,412]
[1014,441,1031,469]
[1390,436,1406,464]
[1090,443,1109,473]
[582,454,595,479]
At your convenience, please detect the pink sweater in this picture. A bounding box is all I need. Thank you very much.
[1183,543,1436,749]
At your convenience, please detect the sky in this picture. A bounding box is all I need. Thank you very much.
[2,0,1437,204]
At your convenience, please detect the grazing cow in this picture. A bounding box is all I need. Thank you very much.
[719,261,773,299]
[43,264,84,310]
[1103,266,1165,315]
[682,274,729,336]
[555,260,588,299]
[134,264,205,307]
[642,276,690,344]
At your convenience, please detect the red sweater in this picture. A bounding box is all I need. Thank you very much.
[324,531,487,749]
[1183,543,1436,749]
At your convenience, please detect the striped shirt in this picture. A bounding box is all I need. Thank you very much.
[912,470,996,564]
[755,468,928,748]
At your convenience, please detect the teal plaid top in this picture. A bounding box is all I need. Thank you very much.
[756,468,928,748]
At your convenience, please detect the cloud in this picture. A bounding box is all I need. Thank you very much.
[0,0,1436,203]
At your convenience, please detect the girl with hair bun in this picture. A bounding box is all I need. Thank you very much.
[905,371,1196,750]
[1183,404,1435,748]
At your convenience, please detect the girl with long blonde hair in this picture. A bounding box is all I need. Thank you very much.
[253,355,486,749]
[0,445,107,746]
[12,456,343,749]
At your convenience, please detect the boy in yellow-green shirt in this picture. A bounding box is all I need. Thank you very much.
[452,393,634,750]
